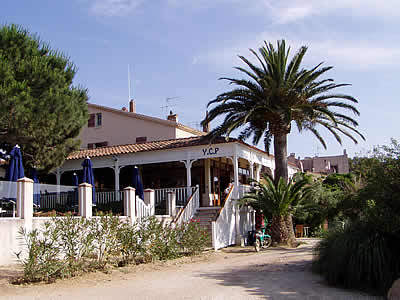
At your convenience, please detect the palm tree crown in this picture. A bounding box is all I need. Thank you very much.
[201,40,365,153]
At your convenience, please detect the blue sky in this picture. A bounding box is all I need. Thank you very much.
[2,0,399,158]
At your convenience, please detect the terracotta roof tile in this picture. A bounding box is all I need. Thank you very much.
[67,136,299,169]
[67,136,235,160]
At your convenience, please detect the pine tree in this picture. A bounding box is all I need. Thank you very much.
[0,24,88,172]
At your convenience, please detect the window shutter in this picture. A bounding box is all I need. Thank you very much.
[88,114,95,127]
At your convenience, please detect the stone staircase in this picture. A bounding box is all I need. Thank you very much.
[193,207,220,246]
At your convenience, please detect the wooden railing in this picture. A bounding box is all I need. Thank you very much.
[215,184,235,220]
[173,185,199,225]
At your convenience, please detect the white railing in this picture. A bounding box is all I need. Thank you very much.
[95,191,124,205]
[154,186,196,207]
[212,184,255,250]
[136,196,151,220]
[173,185,199,225]
[237,184,252,199]
[212,185,237,250]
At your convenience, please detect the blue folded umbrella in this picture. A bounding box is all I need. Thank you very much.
[5,145,25,201]
[132,166,144,200]
[81,157,96,204]
[5,145,25,182]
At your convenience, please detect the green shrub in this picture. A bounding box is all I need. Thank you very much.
[16,215,210,283]
[17,225,63,282]
[313,222,400,295]
[178,219,209,255]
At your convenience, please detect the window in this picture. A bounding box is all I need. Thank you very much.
[88,114,95,127]
[136,136,147,143]
[88,113,102,127]
[87,141,108,149]
[96,113,102,126]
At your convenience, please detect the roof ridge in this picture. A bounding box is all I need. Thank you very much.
[88,103,205,136]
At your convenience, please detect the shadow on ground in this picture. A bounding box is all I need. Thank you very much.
[0,266,22,282]
[196,258,378,299]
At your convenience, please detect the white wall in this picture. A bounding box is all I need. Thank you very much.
[79,107,180,148]
[0,218,48,266]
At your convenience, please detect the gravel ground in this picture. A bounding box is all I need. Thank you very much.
[0,239,382,300]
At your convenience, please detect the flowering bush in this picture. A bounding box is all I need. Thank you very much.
[16,215,209,283]
[178,219,209,255]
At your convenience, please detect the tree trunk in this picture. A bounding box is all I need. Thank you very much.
[270,215,289,244]
[273,133,296,246]
[273,134,288,184]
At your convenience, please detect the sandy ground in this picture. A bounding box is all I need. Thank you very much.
[0,239,381,300]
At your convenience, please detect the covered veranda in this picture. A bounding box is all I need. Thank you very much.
[53,137,297,209]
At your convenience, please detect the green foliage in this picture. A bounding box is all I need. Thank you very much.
[313,223,400,295]
[17,226,63,282]
[0,24,88,171]
[16,215,209,283]
[201,39,364,155]
[240,174,310,244]
[178,219,209,255]
[292,172,361,229]
[241,174,310,219]
[314,139,400,296]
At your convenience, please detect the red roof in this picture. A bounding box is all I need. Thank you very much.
[66,136,299,169]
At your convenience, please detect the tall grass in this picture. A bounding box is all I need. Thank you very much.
[313,222,400,295]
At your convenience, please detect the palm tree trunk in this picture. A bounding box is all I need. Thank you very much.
[270,215,289,244]
[273,134,288,184]
[273,133,296,246]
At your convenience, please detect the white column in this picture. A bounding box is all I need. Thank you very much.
[233,155,239,199]
[79,183,92,218]
[181,159,197,188]
[186,160,192,187]
[144,189,155,215]
[204,159,212,206]
[113,160,121,201]
[17,177,33,221]
[255,164,261,182]
[167,191,176,217]
[124,187,136,223]
[252,209,256,231]
[249,162,254,180]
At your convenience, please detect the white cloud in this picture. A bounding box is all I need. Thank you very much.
[88,0,145,17]
[193,33,400,72]
[166,0,400,23]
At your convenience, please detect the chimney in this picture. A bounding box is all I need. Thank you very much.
[122,107,127,112]
[203,111,210,133]
[167,110,178,122]
[129,100,136,113]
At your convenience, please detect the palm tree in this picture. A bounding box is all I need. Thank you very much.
[201,40,364,182]
[241,174,311,244]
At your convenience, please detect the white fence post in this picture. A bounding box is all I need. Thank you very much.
[79,183,92,218]
[124,187,136,223]
[17,177,33,220]
[167,191,176,217]
[143,189,155,215]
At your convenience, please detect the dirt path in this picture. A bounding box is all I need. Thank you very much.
[0,239,380,299]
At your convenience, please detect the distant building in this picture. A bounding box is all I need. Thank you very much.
[288,150,349,174]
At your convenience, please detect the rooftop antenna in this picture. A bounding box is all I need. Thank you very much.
[314,146,321,157]
[128,64,131,101]
[161,97,179,114]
